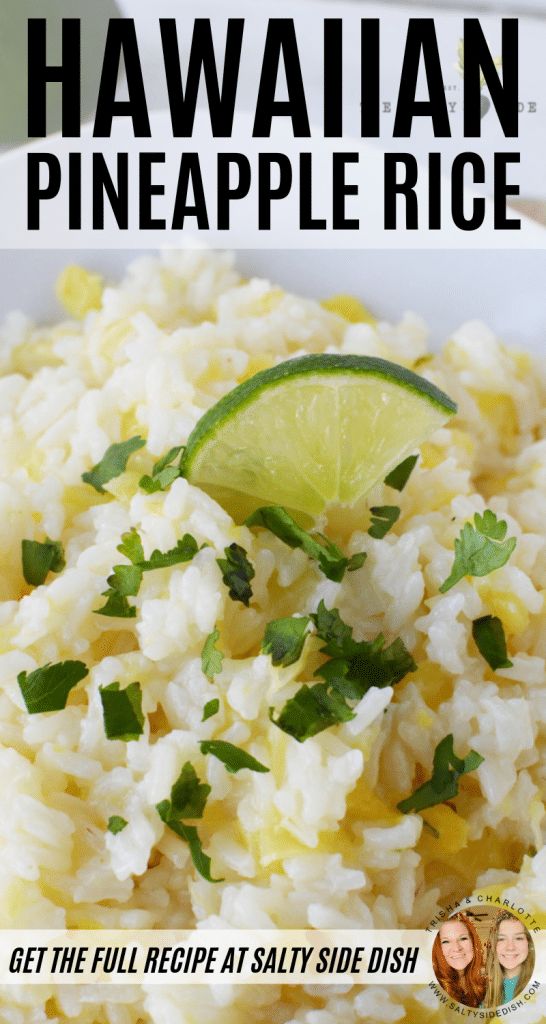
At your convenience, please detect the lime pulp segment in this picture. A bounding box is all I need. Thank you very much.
[181,354,456,517]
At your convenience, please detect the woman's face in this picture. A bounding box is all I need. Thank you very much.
[440,921,474,971]
[496,919,529,978]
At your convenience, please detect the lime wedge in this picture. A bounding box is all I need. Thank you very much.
[182,354,456,517]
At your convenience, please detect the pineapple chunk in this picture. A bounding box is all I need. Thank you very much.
[422,804,469,854]
[321,294,376,325]
[56,265,103,319]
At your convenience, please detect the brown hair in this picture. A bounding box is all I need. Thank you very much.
[432,912,486,1007]
[483,911,535,1007]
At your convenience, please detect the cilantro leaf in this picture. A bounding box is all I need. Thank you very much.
[176,823,218,883]
[310,600,352,646]
[107,815,128,834]
[397,734,484,813]
[266,602,416,742]
[440,511,517,593]
[117,528,145,565]
[99,681,144,741]
[316,635,416,699]
[21,538,65,587]
[312,602,417,698]
[18,660,89,714]
[141,467,181,494]
[384,454,419,491]
[246,506,366,582]
[217,543,255,605]
[156,762,221,883]
[94,591,137,618]
[95,530,144,615]
[95,529,199,617]
[368,505,400,539]
[157,813,220,883]
[170,762,211,818]
[472,615,513,671]
[202,698,220,722]
[201,629,224,680]
[270,683,355,742]
[106,563,143,597]
[151,446,185,477]
[140,534,199,571]
[82,436,146,493]
[475,509,509,541]
[346,550,368,572]
[199,740,270,774]
[115,528,198,573]
[139,446,185,493]
[262,616,310,667]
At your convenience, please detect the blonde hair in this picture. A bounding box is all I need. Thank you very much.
[483,911,535,1007]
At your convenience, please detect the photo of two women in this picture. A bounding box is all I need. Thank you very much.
[432,908,536,1008]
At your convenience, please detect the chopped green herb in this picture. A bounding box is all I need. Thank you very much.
[397,733,484,813]
[107,815,128,834]
[178,823,219,882]
[368,505,400,539]
[114,527,198,573]
[95,591,137,618]
[317,634,416,699]
[312,601,416,698]
[140,534,199,571]
[153,446,184,474]
[310,600,352,646]
[21,538,65,587]
[475,510,509,541]
[346,551,368,572]
[472,615,513,670]
[384,454,419,491]
[268,601,416,742]
[169,762,211,819]
[158,813,220,882]
[117,528,145,565]
[262,616,311,667]
[246,506,366,582]
[95,529,199,617]
[156,762,221,882]
[95,530,145,613]
[440,510,516,593]
[201,629,224,680]
[217,543,255,606]
[422,819,440,839]
[270,683,355,742]
[99,681,145,741]
[202,698,220,722]
[18,660,89,714]
[82,436,146,493]
[106,563,143,597]
[139,446,185,493]
[199,739,269,774]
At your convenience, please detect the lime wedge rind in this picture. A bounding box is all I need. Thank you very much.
[181,354,456,518]
[182,355,456,476]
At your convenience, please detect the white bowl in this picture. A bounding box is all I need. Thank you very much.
[0,248,545,354]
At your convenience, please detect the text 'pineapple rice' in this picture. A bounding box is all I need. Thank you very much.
[0,249,545,1024]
